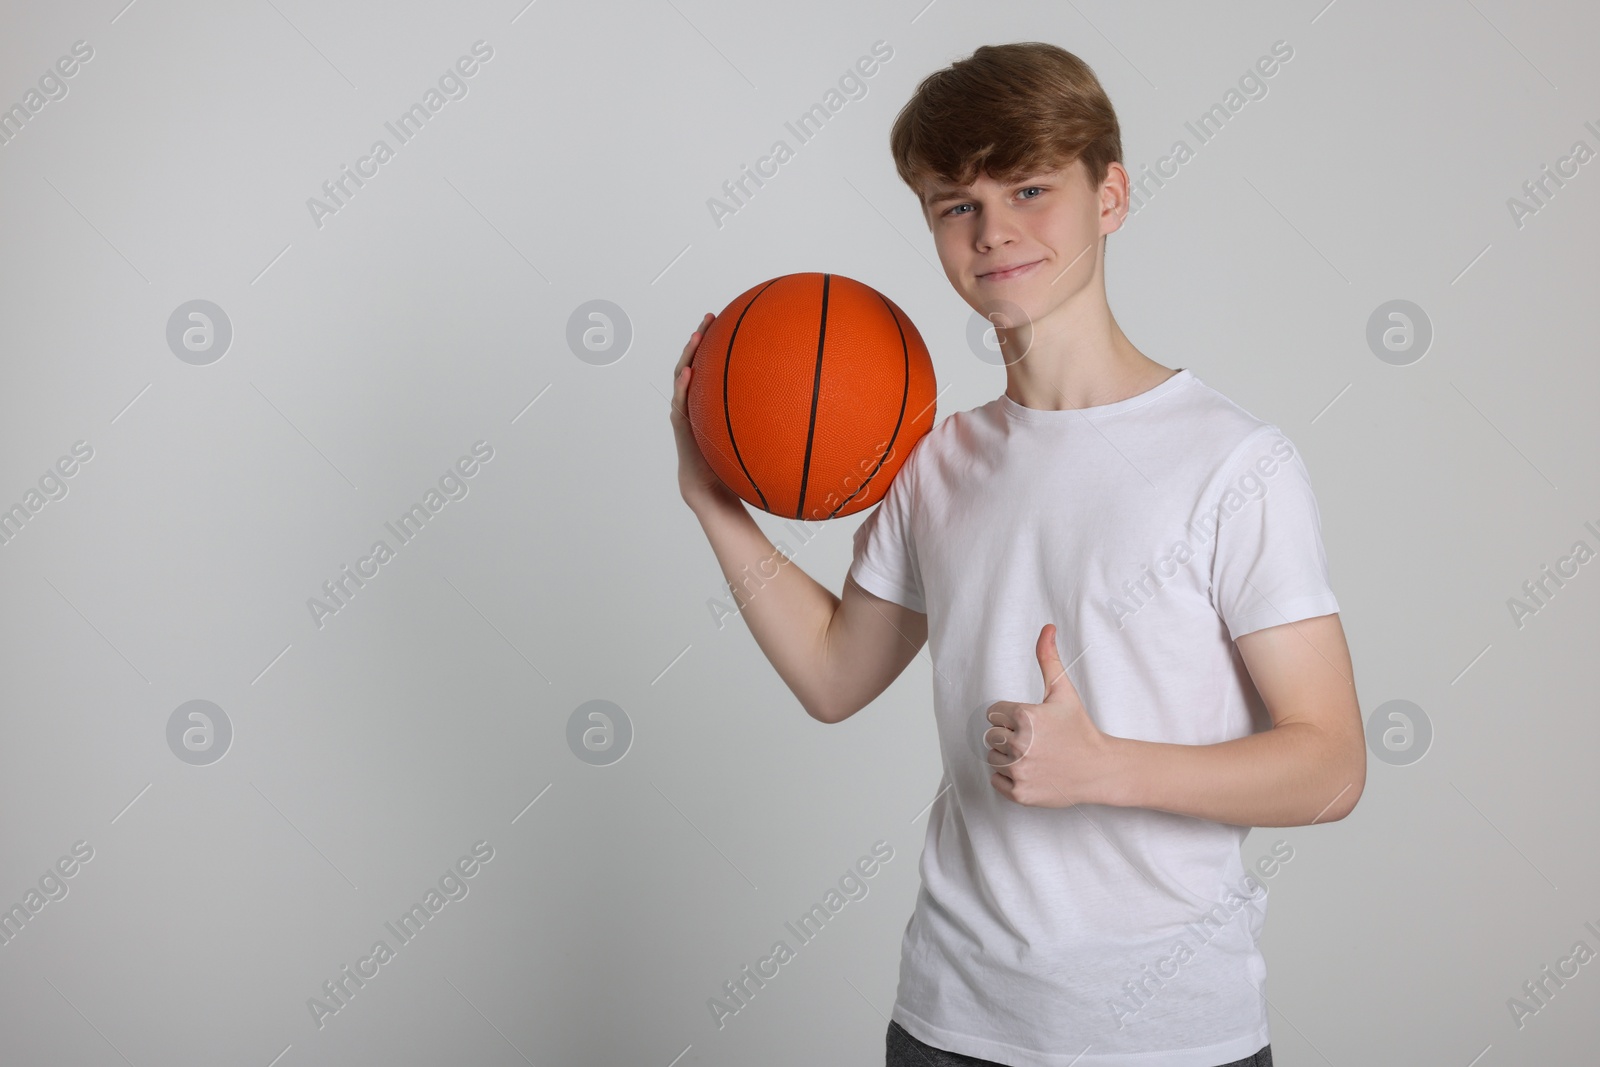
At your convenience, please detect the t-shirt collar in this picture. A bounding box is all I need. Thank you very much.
[999,368,1193,423]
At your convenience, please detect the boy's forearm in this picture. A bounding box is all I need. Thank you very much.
[1104,722,1363,828]
[688,490,837,721]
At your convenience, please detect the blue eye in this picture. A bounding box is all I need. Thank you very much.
[942,187,1044,217]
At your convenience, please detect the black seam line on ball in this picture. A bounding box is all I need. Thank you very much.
[825,292,912,520]
[796,272,830,519]
[724,276,783,513]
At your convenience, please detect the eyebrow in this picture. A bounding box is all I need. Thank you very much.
[924,188,970,206]
[924,177,1049,207]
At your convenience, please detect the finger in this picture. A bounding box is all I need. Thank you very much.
[674,314,712,374]
[986,734,1024,769]
[984,705,1027,767]
[674,332,697,375]
[1001,705,1035,762]
[985,704,1022,756]
[688,312,712,354]
[1037,623,1071,697]
[672,330,708,414]
[986,702,1016,731]
[671,368,694,426]
[672,313,718,427]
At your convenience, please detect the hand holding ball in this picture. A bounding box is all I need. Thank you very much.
[682,273,937,520]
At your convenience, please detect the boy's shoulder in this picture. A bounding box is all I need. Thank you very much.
[1160,372,1287,458]
[910,371,1282,468]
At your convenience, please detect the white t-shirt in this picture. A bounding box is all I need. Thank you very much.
[849,367,1340,1067]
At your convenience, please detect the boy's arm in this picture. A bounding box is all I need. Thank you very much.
[824,574,929,724]
[688,489,927,724]
[1104,428,1363,827]
[1109,612,1366,826]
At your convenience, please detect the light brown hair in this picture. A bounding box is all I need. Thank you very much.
[889,42,1122,211]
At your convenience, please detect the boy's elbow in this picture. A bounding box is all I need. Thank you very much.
[804,702,837,725]
[1321,790,1361,823]
[1321,742,1366,822]
[806,698,856,726]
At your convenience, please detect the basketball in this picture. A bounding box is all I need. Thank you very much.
[686,272,937,521]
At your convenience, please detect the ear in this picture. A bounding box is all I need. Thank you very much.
[1101,161,1130,235]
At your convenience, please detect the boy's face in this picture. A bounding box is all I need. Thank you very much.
[921,158,1125,326]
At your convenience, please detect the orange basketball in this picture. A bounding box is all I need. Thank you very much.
[687,272,937,521]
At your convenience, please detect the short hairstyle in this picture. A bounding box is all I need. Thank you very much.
[889,42,1122,210]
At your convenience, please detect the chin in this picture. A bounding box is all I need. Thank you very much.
[967,291,1035,330]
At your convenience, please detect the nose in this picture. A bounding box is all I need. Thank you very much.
[978,210,1020,252]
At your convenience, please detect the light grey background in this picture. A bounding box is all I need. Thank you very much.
[1,0,1596,1064]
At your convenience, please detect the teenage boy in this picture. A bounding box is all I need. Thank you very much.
[669,41,1363,1067]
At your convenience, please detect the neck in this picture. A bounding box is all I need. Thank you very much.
[997,248,1175,411]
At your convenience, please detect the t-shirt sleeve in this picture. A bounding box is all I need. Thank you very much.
[1209,426,1340,640]
[848,451,926,614]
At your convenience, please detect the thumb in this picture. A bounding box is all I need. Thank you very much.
[1037,623,1071,702]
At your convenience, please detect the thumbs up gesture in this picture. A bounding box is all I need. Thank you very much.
[985,623,1120,808]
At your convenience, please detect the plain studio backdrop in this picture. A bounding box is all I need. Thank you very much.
[0,1,1596,1064]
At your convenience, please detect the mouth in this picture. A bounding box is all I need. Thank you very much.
[978,259,1042,282]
